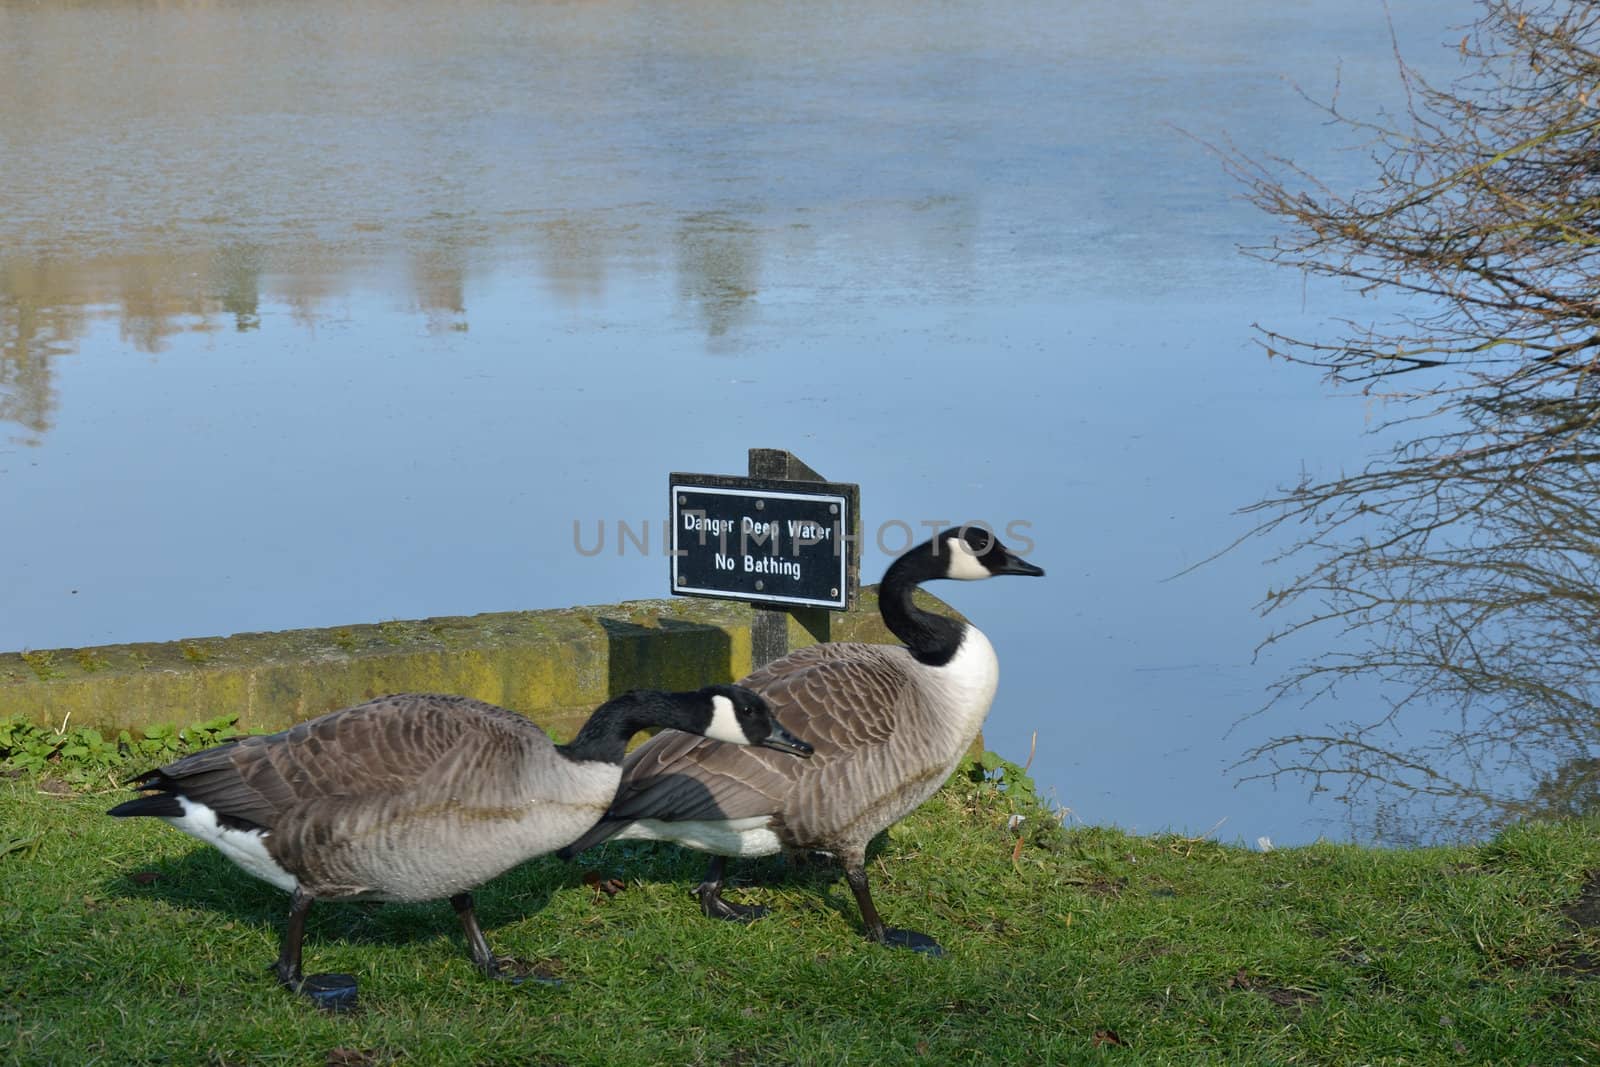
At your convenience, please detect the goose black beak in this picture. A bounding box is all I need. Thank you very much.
[760,723,815,758]
[995,554,1045,578]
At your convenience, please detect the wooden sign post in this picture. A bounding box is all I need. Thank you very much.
[669,449,859,668]
[748,449,832,667]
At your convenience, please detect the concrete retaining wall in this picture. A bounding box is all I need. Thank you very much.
[0,587,956,740]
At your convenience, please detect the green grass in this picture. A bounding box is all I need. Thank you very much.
[2,767,1598,1066]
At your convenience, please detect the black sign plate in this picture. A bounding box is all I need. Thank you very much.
[670,474,859,610]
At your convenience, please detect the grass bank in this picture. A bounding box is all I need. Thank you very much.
[2,757,1599,1065]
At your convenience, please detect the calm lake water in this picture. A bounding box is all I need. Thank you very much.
[1,0,1473,844]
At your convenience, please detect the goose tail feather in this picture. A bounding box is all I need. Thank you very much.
[107,792,185,819]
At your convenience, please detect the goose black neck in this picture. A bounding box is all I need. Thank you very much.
[556,691,700,765]
[880,543,968,667]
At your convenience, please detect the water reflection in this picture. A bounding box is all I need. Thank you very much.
[214,243,266,332]
[0,186,1000,436]
[409,241,470,334]
[1,249,277,443]
[531,217,617,306]
[5,0,1450,444]
[0,0,1474,843]
[675,212,760,345]
[0,259,77,443]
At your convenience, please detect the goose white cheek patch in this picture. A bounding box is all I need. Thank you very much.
[705,694,748,744]
[944,538,993,581]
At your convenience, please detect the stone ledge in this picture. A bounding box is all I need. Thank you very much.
[0,587,958,739]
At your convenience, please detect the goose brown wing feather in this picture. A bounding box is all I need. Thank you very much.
[142,694,525,830]
[602,644,915,829]
[603,727,787,824]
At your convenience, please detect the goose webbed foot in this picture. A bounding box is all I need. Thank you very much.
[451,892,564,987]
[696,886,770,923]
[273,888,360,1012]
[281,971,361,1012]
[480,955,566,987]
[695,856,768,924]
[879,928,944,956]
[844,861,944,957]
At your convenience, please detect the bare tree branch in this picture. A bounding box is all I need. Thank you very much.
[1227,0,1600,841]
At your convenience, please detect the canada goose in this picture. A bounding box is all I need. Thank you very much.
[108,685,811,1009]
[560,527,1044,955]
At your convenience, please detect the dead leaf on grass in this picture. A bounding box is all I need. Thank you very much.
[325,1049,380,1067]
[582,871,626,899]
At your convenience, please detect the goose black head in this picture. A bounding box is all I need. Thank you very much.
[936,526,1046,581]
[699,684,814,757]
